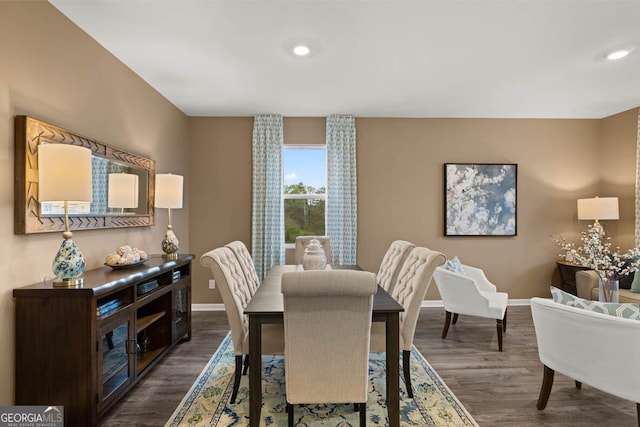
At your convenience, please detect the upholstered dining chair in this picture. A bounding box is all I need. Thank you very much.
[294,235,331,264]
[282,270,377,427]
[200,247,284,404]
[432,263,508,352]
[225,240,260,296]
[370,246,447,398]
[376,240,415,294]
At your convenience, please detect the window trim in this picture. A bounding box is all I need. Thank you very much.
[283,193,326,200]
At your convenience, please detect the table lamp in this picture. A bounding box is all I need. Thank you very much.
[155,173,183,259]
[108,172,139,214]
[38,143,93,287]
[577,196,619,225]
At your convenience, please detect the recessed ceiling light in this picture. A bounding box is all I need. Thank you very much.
[293,45,310,57]
[606,49,631,61]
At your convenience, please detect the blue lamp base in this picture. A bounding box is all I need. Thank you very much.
[52,238,86,287]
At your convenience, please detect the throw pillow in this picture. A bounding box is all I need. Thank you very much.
[549,286,579,304]
[566,299,640,320]
[631,271,640,294]
[444,256,465,275]
[550,286,640,320]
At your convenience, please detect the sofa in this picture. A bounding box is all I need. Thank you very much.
[575,270,640,303]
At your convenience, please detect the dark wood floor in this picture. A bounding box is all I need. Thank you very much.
[99,306,637,426]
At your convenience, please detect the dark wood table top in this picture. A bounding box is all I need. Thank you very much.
[244,265,404,315]
[13,254,194,297]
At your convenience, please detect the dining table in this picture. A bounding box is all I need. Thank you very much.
[243,264,405,427]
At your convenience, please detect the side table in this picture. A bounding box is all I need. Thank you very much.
[556,261,590,295]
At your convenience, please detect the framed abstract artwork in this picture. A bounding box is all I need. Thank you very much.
[444,163,517,236]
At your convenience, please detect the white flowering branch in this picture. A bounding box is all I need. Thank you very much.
[552,222,640,280]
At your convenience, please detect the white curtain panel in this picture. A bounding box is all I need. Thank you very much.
[636,108,640,246]
[326,114,357,265]
[251,114,285,280]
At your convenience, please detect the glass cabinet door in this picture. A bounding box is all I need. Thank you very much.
[173,285,190,340]
[98,316,134,411]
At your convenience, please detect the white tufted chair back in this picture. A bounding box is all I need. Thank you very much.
[201,246,284,404]
[370,246,446,352]
[201,247,252,354]
[225,240,260,296]
[391,247,447,349]
[376,240,415,294]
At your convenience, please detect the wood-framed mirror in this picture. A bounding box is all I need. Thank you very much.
[14,116,155,234]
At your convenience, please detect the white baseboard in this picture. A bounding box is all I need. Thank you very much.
[193,299,531,312]
[421,299,530,308]
[192,303,225,311]
[505,299,532,306]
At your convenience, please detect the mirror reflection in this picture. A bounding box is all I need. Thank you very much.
[41,159,149,216]
[15,115,156,234]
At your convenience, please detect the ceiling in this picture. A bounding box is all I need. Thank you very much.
[50,0,640,119]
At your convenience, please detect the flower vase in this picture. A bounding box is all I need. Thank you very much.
[599,277,619,303]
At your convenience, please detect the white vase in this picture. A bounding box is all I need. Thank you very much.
[302,239,327,271]
[599,277,619,303]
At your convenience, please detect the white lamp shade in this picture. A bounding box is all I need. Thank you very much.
[155,173,183,208]
[108,173,139,208]
[38,143,93,203]
[577,197,619,221]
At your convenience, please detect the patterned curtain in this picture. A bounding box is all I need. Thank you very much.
[251,114,284,280]
[91,157,108,213]
[635,108,640,247]
[326,114,357,264]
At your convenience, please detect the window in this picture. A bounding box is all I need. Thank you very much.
[283,146,327,245]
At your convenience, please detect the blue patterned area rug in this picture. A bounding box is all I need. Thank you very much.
[165,333,478,426]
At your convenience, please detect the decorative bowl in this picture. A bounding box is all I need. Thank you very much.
[105,259,148,270]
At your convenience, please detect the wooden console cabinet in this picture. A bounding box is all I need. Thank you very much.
[13,254,194,426]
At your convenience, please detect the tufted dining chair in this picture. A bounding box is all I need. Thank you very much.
[294,236,331,265]
[432,264,508,351]
[370,246,446,398]
[282,270,377,426]
[225,240,260,296]
[376,240,415,294]
[200,247,284,404]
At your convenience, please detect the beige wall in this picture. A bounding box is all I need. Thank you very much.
[0,3,189,404]
[189,117,326,302]
[189,117,254,303]
[356,118,601,300]
[598,108,639,250]
[189,115,640,303]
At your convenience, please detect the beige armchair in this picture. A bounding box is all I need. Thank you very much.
[432,264,508,351]
[294,236,331,264]
[576,270,640,303]
[282,270,377,426]
[201,247,284,404]
[370,246,446,398]
[376,240,414,294]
